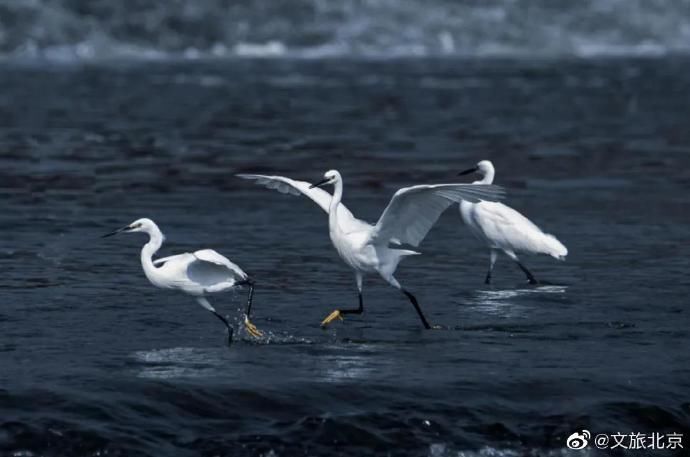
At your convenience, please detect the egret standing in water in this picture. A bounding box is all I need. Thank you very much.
[102,218,263,345]
[238,170,504,329]
[457,160,567,285]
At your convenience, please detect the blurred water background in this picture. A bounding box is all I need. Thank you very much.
[2,0,690,60]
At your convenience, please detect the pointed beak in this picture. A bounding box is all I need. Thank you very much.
[309,178,331,189]
[458,166,480,176]
[101,225,130,238]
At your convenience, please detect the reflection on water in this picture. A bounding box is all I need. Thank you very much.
[132,344,388,382]
[468,286,567,318]
[133,347,227,379]
[478,286,567,299]
[318,345,386,383]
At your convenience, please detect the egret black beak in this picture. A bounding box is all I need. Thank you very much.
[101,225,131,238]
[309,178,331,189]
[458,166,480,176]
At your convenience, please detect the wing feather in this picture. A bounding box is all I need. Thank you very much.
[371,183,505,247]
[153,254,183,266]
[469,202,566,257]
[193,249,247,280]
[237,173,371,232]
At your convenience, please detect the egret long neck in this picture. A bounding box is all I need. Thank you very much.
[328,178,344,233]
[140,226,164,283]
[475,168,495,184]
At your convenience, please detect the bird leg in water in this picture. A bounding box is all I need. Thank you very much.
[321,292,364,327]
[504,252,539,285]
[401,289,431,330]
[401,289,438,329]
[515,260,539,285]
[485,250,498,285]
[238,279,263,338]
[210,311,234,346]
[197,297,235,346]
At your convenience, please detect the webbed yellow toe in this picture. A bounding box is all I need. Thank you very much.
[320,309,343,328]
[244,315,264,338]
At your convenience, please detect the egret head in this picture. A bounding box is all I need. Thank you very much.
[310,169,340,189]
[458,160,494,177]
[477,160,494,175]
[102,218,156,237]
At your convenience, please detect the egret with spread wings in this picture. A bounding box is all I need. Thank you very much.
[102,218,263,345]
[237,170,504,329]
[457,160,567,284]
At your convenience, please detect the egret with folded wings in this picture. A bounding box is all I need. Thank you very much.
[102,218,262,345]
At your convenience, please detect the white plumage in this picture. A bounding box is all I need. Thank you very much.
[102,218,263,344]
[458,160,567,284]
[238,170,505,328]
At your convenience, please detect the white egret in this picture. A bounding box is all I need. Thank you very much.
[102,218,263,345]
[237,170,504,329]
[457,160,567,285]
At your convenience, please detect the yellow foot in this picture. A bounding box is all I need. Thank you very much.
[244,315,264,338]
[320,309,343,328]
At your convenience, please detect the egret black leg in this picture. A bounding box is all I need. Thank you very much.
[321,275,364,327]
[327,290,365,315]
[383,274,435,329]
[516,261,539,285]
[237,278,263,338]
[197,297,234,346]
[402,289,432,330]
[340,292,364,315]
[485,250,498,284]
[321,291,364,327]
[504,251,539,285]
[211,310,234,346]
[237,278,255,317]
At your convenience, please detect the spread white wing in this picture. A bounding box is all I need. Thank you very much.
[370,183,505,248]
[237,173,371,233]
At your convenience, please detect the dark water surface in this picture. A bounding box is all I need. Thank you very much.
[1,58,690,456]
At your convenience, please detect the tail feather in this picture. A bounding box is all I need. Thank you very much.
[388,240,422,256]
[543,234,567,260]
